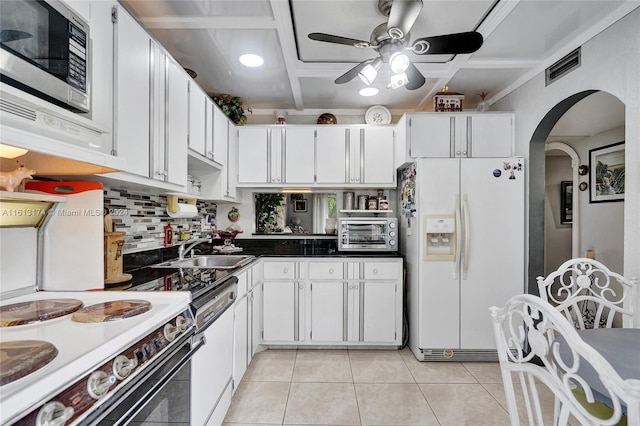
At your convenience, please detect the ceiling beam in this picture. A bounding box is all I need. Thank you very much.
[140,16,277,30]
[270,0,305,110]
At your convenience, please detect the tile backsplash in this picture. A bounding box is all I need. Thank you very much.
[103,187,217,253]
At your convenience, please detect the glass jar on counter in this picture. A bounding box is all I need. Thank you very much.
[187,175,194,194]
[192,179,202,196]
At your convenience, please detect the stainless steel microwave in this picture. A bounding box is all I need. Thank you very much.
[0,0,90,113]
[338,217,398,252]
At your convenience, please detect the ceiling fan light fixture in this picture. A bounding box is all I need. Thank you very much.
[358,65,378,85]
[358,58,382,86]
[239,53,264,67]
[390,72,409,89]
[389,52,410,73]
[359,87,379,97]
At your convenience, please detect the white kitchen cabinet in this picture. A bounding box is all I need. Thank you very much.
[237,127,269,183]
[407,113,513,159]
[233,285,249,391]
[148,48,187,186]
[237,126,314,185]
[111,6,187,187]
[261,258,402,346]
[262,261,305,343]
[225,122,238,199]
[113,5,150,177]
[283,127,315,184]
[211,103,228,166]
[316,126,395,186]
[188,82,207,156]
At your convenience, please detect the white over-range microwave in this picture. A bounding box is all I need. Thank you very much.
[338,217,398,252]
[0,0,90,113]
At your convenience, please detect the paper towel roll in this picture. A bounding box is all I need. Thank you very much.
[167,203,198,218]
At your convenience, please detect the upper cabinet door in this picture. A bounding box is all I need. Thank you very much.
[316,127,347,184]
[237,127,269,184]
[113,6,150,177]
[409,115,451,158]
[284,127,315,184]
[165,59,188,186]
[212,105,228,166]
[188,82,207,156]
[363,127,395,185]
[469,114,513,157]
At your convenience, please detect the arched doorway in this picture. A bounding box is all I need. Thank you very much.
[528,90,625,294]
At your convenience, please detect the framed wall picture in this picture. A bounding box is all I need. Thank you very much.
[293,199,308,212]
[560,181,573,224]
[589,141,625,203]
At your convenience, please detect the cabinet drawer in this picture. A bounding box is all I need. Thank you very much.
[363,262,400,280]
[308,262,344,279]
[263,261,296,280]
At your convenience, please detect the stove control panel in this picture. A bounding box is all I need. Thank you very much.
[24,308,195,426]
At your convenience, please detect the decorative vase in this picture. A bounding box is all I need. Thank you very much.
[477,91,489,112]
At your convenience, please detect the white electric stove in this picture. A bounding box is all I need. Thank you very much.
[0,290,194,425]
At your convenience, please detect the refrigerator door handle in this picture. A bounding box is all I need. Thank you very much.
[462,194,470,280]
[454,195,462,280]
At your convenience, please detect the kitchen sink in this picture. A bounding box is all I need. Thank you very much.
[152,255,254,270]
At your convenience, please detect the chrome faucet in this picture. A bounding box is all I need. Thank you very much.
[177,237,212,260]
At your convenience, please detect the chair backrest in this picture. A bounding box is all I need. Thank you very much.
[490,294,639,426]
[536,258,637,329]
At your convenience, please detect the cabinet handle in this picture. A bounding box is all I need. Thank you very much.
[348,285,353,289]
[462,151,467,156]
[329,268,334,274]
[373,269,378,274]
[299,284,304,289]
[354,284,359,289]
[283,268,288,274]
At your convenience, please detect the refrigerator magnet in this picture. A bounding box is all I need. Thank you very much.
[493,169,502,177]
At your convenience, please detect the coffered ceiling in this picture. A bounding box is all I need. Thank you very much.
[121,0,638,113]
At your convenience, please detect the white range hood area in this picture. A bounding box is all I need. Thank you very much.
[0,84,124,175]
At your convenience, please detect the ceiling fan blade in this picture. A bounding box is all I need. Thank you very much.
[308,33,370,48]
[412,31,483,55]
[334,60,371,84]
[404,62,426,90]
[386,0,423,39]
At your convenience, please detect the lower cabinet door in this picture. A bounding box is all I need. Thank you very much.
[191,307,234,425]
[310,282,345,342]
[362,281,397,343]
[262,281,295,341]
[207,379,233,426]
[233,296,249,392]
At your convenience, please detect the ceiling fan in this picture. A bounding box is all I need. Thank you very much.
[307,0,483,90]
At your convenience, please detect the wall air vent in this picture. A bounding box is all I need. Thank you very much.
[0,98,37,121]
[546,47,581,86]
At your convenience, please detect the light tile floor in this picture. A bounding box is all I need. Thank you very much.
[223,347,559,425]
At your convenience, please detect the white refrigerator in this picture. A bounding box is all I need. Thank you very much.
[399,158,525,361]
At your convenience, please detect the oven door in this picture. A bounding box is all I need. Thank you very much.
[86,330,202,426]
[339,220,390,251]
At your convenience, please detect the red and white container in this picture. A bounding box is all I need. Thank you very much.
[25,181,104,291]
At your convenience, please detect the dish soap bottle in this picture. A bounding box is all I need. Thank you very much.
[164,222,174,247]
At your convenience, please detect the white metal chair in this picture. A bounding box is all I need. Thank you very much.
[490,294,640,426]
[537,258,637,329]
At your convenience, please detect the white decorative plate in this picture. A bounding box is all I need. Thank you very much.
[365,105,391,125]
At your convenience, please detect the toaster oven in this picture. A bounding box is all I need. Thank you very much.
[338,217,398,252]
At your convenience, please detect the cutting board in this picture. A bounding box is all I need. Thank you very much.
[0,299,84,327]
[71,300,151,323]
[0,340,58,385]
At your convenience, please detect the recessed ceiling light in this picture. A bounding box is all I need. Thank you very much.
[239,54,264,67]
[359,87,379,97]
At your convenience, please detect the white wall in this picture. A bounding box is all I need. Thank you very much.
[493,8,640,325]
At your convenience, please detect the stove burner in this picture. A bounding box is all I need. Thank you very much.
[71,300,151,323]
[0,299,83,327]
[0,340,58,386]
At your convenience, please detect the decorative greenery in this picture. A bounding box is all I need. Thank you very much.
[213,94,251,125]
[255,193,285,233]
